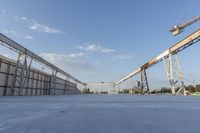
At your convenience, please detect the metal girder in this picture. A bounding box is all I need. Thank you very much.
[0,33,84,85]
[50,70,58,95]
[170,15,200,36]
[115,68,141,85]
[140,69,149,94]
[11,53,33,96]
[163,53,186,95]
[86,82,115,92]
[115,29,200,87]
[63,76,68,95]
[86,82,115,86]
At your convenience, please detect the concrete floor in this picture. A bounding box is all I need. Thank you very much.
[0,94,200,133]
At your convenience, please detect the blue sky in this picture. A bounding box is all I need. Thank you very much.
[0,0,200,89]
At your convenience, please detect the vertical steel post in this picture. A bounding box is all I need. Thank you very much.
[64,76,68,95]
[3,63,10,96]
[36,72,39,95]
[163,53,186,95]
[43,74,46,95]
[30,71,35,96]
[21,57,32,95]
[175,54,186,95]
[140,69,149,94]
[11,53,32,96]
[0,59,2,69]
[11,53,21,95]
[113,84,116,92]
[51,69,57,95]
[39,72,43,95]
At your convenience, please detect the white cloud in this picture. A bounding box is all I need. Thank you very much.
[3,29,34,40]
[114,54,134,60]
[40,53,99,74]
[1,54,15,59]
[67,52,84,58]
[2,29,9,34]
[29,20,63,34]
[24,35,34,39]
[78,43,114,53]
[3,29,20,37]
[13,15,64,34]
[1,9,6,14]
[0,45,18,60]
[40,52,85,60]
[21,17,27,20]
[13,16,19,21]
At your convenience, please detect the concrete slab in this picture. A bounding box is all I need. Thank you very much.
[0,95,200,133]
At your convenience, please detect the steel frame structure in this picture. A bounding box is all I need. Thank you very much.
[0,33,85,96]
[11,53,33,95]
[115,29,200,95]
[163,53,186,95]
[140,69,149,94]
[86,82,115,92]
[170,15,200,36]
[50,69,58,95]
[0,55,81,96]
[86,82,115,86]
[0,33,85,86]
[1,28,200,96]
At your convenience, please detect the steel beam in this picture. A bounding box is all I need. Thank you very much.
[163,54,186,95]
[51,70,57,95]
[0,33,84,85]
[3,63,10,96]
[86,82,115,86]
[11,53,33,96]
[115,29,200,86]
[140,69,149,94]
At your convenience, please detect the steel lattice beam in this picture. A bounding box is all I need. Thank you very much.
[0,33,85,85]
[116,29,200,85]
[86,82,115,86]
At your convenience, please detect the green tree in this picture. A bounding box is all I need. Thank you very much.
[161,87,171,94]
[186,85,195,93]
[195,84,200,92]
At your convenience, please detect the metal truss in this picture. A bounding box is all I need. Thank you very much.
[50,70,57,95]
[140,69,149,94]
[11,53,33,96]
[115,29,200,88]
[0,33,84,86]
[163,53,186,95]
[63,76,68,95]
[113,84,116,91]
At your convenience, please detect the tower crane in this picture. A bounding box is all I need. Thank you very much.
[170,15,200,36]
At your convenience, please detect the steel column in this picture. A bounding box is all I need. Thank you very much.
[51,70,57,95]
[11,53,32,96]
[163,53,186,95]
[140,69,149,94]
[3,63,10,96]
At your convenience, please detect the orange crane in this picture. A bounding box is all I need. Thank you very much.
[170,15,200,36]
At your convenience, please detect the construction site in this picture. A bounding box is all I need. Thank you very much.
[1,26,200,96]
[0,0,200,133]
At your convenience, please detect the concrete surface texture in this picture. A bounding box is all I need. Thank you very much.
[0,95,200,133]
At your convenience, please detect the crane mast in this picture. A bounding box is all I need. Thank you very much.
[170,15,200,36]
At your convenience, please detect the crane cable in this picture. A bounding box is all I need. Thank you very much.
[178,0,195,24]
